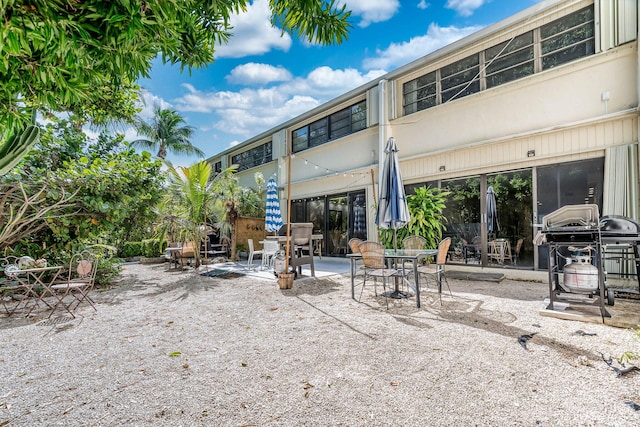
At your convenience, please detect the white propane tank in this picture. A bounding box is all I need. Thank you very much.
[273,251,287,274]
[563,255,598,292]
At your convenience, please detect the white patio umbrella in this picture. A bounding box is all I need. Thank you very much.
[265,177,284,234]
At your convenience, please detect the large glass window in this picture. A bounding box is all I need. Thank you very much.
[441,170,534,268]
[541,6,595,70]
[231,142,272,171]
[292,101,367,153]
[290,190,367,256]
[536,158,604,269]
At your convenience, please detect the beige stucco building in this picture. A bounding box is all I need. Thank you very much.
[207,0,639,271]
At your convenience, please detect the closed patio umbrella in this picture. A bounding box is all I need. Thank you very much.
[265,177,284,234]
[376,137,410,242]
[486,186,500,235]
[375,137,410,298]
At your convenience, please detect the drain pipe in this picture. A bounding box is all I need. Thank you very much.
[378,79,389,190]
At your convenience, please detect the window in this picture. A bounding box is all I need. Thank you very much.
[309,118,328,148]
[541,6,595,70]
[292,101,367,153]
[213,161,222,174]
[485,31,534,89]
[441,54,480,103]
[402,5,595,115]
[231,142,272,171]
[403,72,436,115]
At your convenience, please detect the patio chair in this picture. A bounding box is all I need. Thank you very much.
[463,236,481,264]
[348,238,363,254]
[513,238,524,264]
[262,240,280,270]
[176,241,196,268]
[289,223,315,277]
[347,238,365,286]
[401,235,428,270]
[418,237,452,304]
[247,239,264,268]
[50,250,98,318]
[358,241,400,309]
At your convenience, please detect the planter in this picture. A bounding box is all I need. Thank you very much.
[277,272,294,289]
[140,256,166,265]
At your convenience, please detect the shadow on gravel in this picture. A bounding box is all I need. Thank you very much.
[426,295,605,362]
[100,272,221,304]
[280,276,344,297]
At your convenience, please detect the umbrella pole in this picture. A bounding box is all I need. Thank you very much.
[285,152,292,273]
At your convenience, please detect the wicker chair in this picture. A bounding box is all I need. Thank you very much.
[358,241,400,309]
[418,237,452,303]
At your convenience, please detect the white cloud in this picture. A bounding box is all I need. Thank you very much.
[136,90,172,119]
[170,65,385,139]
[215,0,291,58]
[445,0,488,17]
[417,1,430,10]
[338,0,400,27]
[226,63,292,85]
[362,23,483,70]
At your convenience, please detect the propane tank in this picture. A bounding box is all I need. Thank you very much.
[563,253,598,292]
[273,251,287,274]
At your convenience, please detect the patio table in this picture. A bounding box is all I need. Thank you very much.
[1,265,64,316]
[348,248,437,308]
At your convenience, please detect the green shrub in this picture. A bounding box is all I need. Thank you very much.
[142,238,166,257]
[121,241,143,258]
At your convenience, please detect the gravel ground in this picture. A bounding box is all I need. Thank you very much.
[1,262,640,426]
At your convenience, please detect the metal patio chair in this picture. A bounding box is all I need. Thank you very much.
[50,250,98,318]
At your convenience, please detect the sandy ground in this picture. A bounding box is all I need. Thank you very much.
[1,262,640,426]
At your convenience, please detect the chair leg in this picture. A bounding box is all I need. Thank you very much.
[382,277,389,310]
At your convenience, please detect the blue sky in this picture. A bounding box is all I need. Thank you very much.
[127,0,543,166]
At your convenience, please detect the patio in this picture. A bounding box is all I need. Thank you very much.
[1,262,639,426]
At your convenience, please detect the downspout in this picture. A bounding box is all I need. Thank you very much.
[378,79,389,192]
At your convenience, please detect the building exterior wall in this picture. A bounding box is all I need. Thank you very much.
[207,0,639,263]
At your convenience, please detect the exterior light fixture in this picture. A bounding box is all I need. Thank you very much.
[439,165,446,172]
[527,150,536,157]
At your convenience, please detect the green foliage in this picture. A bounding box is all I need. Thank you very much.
[620,325,640,365]
[379,186,449,249]
[0,125,40,175]
[142,238,167,257]
[1,0,351,138]
[2,120,166,255]
[121,242,143,258]
[132,105,204,160]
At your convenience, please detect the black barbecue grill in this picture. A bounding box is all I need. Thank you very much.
[541,205,640,320]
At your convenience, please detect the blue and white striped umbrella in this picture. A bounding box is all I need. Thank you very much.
[265,177,284,233]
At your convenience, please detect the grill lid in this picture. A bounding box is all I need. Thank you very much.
[600,215,640,235]
[542,204,600,230]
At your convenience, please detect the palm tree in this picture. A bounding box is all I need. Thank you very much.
[132,105,204,160]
